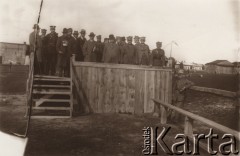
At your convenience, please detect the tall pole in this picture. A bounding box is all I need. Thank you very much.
[170,42,173,58]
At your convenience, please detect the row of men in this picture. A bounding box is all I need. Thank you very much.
[29,24,166,76]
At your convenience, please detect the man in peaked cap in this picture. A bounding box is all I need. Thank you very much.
[83,32,97,62]
[151,41,166,67]
[73,31,79,39]
[171,68,194,123]
[40,29,47,74]
[102,34,121,63]
[45,25,58,75]
[121,36,138,64]
[29,24,42,74]
[95,35,104,62]
[136,36,150,65]
[76,29,87,61]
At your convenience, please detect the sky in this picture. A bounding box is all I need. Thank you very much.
[0,0,240,64]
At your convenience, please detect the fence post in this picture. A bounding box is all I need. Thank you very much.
[160,106,167,124]
[184,116,193,136]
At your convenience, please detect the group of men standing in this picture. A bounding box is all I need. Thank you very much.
[29,24,167,77]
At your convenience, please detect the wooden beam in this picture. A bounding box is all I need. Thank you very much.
[153,99,240,141]
[190,86,236,98]
[32,107,71,110]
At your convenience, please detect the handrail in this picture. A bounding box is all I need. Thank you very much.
[73,61,172,72]
[152,99,240,141]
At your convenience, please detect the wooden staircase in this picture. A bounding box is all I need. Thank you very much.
[30,75,73,118]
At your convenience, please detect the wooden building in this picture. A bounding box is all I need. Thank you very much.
[205,60,234,74]
[0,42,27,65]
[73,62,172,114]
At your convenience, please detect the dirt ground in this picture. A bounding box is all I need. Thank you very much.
[0,91,237,156]
[0,95,181,156]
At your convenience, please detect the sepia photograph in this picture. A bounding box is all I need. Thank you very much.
[0,0,239,155]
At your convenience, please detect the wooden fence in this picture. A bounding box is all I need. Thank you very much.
[72,61,172,114]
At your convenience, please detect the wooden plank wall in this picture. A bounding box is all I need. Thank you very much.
[73,62,172,114]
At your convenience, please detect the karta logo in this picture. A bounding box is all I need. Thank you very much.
[142,127,239,155]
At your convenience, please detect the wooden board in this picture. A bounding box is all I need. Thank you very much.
[73,62,172,114]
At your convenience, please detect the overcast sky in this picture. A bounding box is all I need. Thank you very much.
[0,0,239,64]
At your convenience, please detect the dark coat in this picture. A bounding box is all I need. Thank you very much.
[45,32,58,54]
[56,35,72,57]
[95,41,104,62]
[102,43,121,63]
[151,48,165,66]
[76,37,87,61]
[137,43,150,65]
[121,43,138,64]
[29,31,42,62]
[83,40,97,62]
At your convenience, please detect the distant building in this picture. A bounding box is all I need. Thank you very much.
[0,42,28,65]
[233,62,240,74]
[175,61,203,71]
[205,60,234,74]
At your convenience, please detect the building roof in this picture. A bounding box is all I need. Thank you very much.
[232,62,240,67]
[206,60,234,67]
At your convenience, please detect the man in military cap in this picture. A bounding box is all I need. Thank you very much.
[151,42,166,67]
[45,25,58,75]
[137,37,150,65]
[73,31,79,39]
[134,36,140,45]
[29,24,42,74]
[102,34,121,63]
[40,29,48,74]
[121,36,138,64]
[95,35,104,62]
[83,32,97,62]
[56,28,71,77]
[76,29,87,61]
[170,69,194,123]
[104,38,109,44]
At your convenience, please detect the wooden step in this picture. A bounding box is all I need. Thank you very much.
[33,90,71,95]
[34,78,71,82]
[32,107,71,110]
[34,75,70,79]
[33,84,70,88]
[31,116,71,119]
[33,99,71,103]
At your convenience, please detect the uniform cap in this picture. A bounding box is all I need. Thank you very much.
[89,32,95,37]
[156,41,162,45]
[41,29,47,32]
[80,29,86,33]
[62,28,68,33]
[121,36,126,41]
[73,31,79,35]
[127,36,133,40]
[109,34,115,40]
[33,24,40,30]
[68,28,73,32]
[134,36,139,39]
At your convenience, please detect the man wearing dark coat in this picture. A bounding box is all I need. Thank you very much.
[151,42,166,67]
[95,35,104,62]
[40,29,48,74]
[56,28,72,77]
[102,34,121,63]
[29,24,42,74]
[76,29,87,61]
[83,32,97,62]
[45,25,58,75]
[137,37,150,65]
[121,36,138,64]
